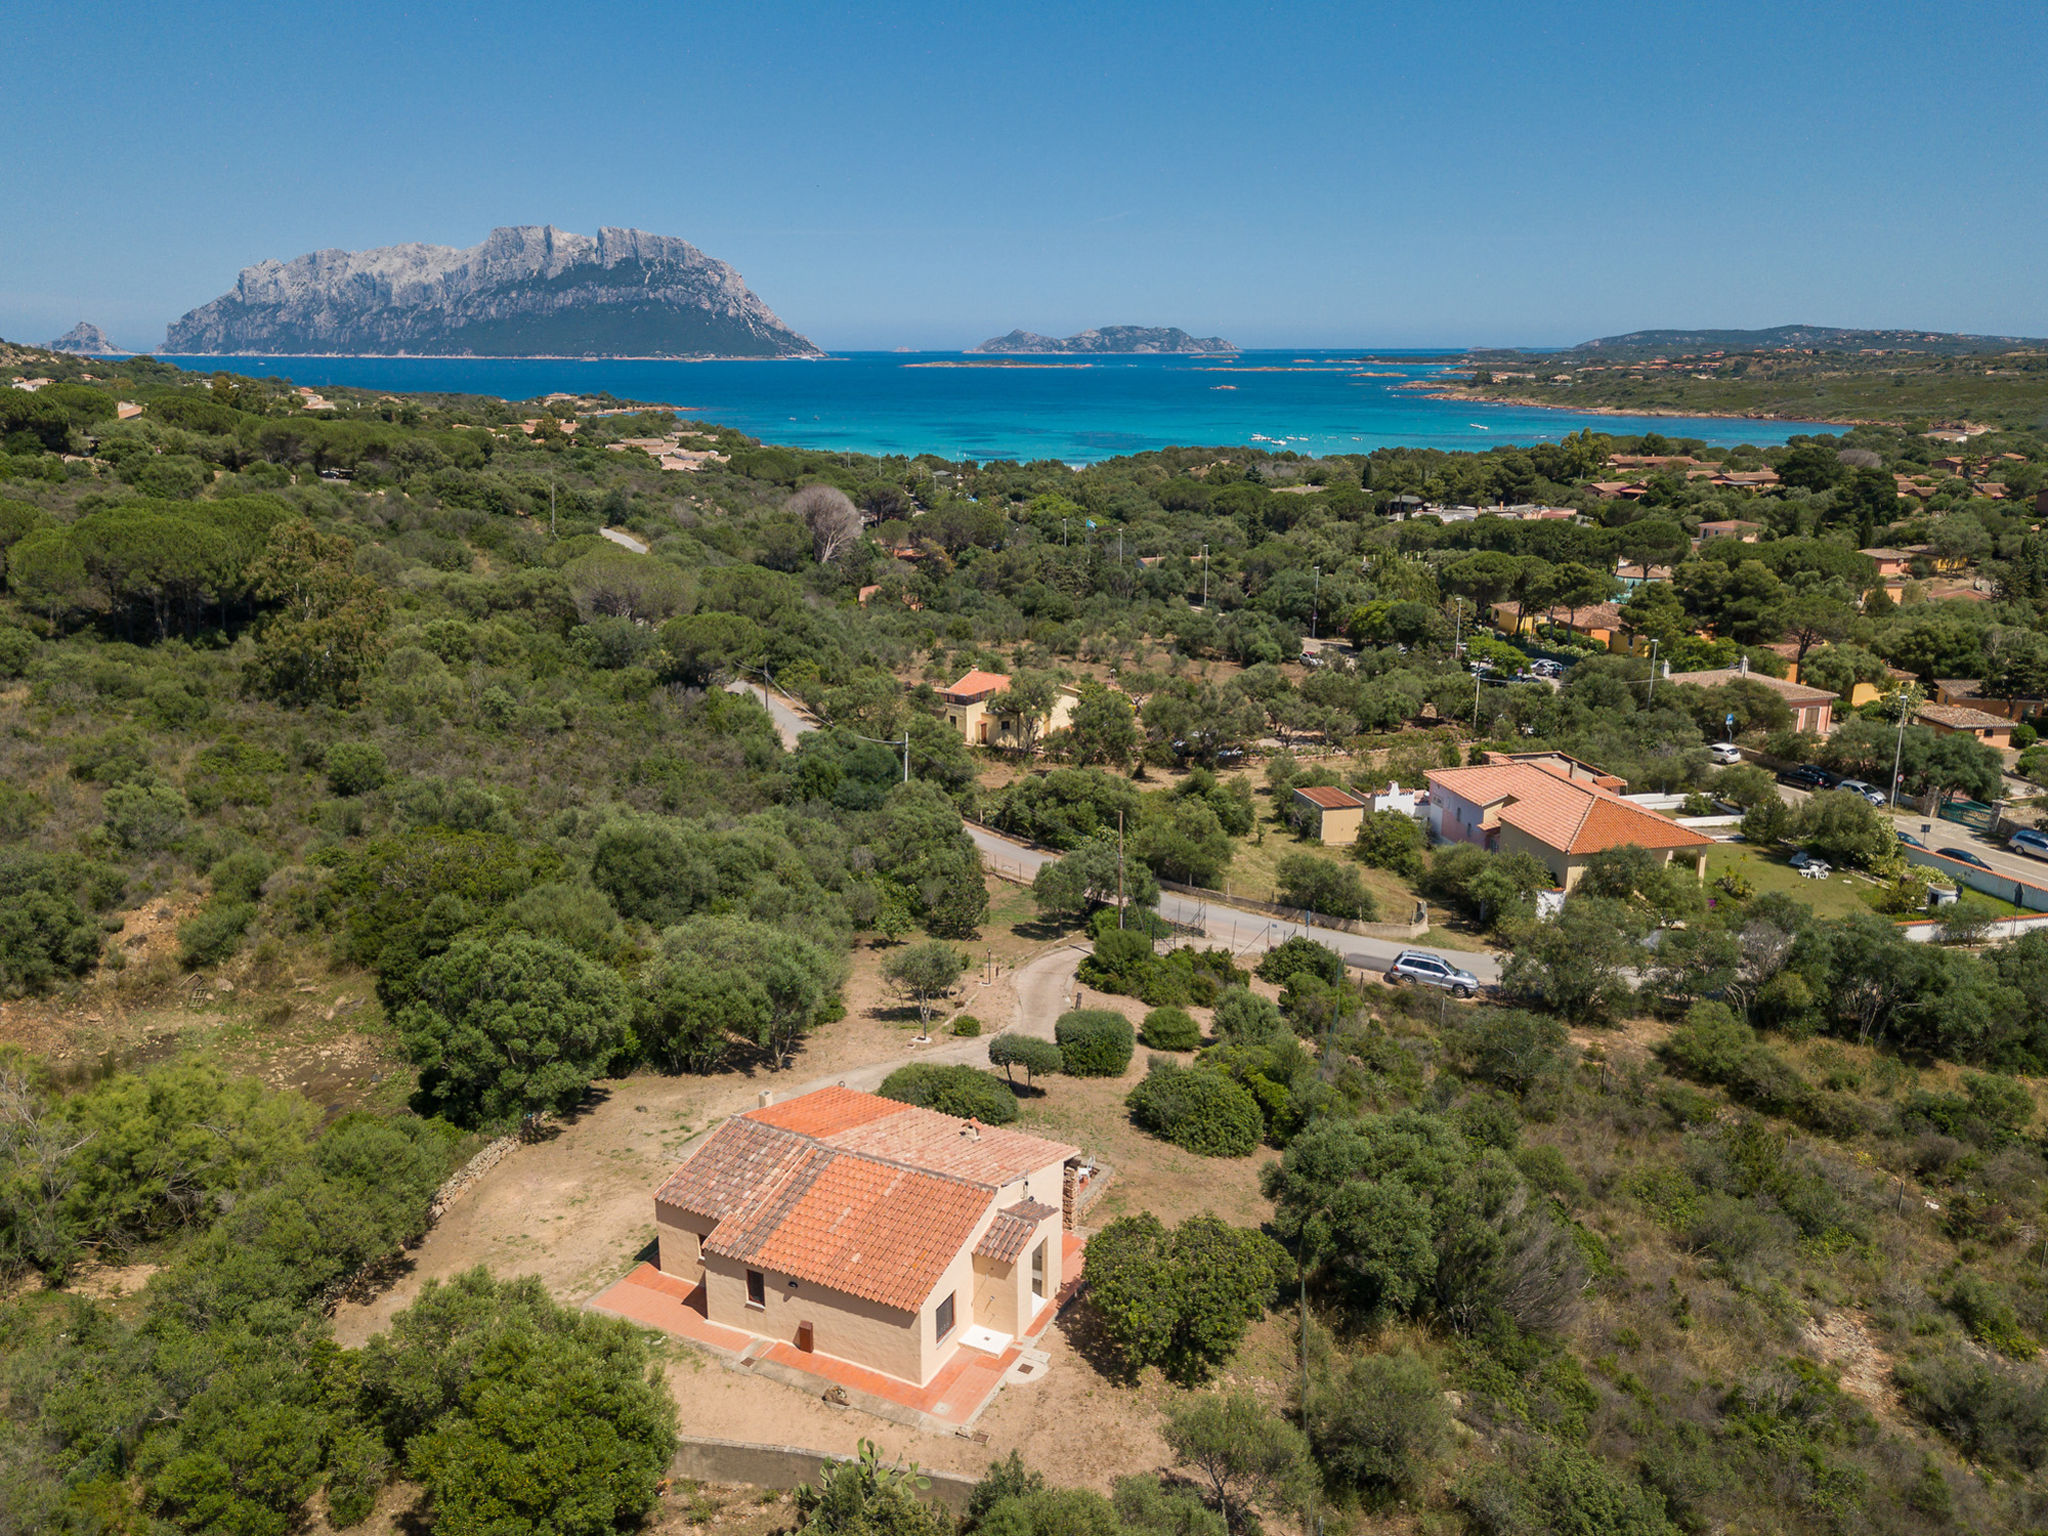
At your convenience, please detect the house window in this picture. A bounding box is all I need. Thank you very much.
[1031,1240,1046,1300]
[746,1270,766,1308]
[935,1292,956,1341]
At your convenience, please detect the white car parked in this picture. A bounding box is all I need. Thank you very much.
[1708,742,1743,765]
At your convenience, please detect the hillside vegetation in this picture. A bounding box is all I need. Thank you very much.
[2,342,2048,1532]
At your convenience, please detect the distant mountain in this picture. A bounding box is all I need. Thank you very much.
[46,321,125,356]
[1567,324,2048,357]
[164,225,822,358]
[972,326,1237,355]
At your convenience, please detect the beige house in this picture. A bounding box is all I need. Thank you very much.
[939,670,1079,750]
[1916,703,2015,751]
[1425,761,1715,892]
[1292,784,1368,845]
[1662,660,1840,735]
[654,1087,1079,1388]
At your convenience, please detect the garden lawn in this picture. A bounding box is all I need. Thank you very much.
[1703,844,2023,922]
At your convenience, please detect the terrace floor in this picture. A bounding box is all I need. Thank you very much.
[590,1231,1086,1432]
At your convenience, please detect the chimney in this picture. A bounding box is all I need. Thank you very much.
[756,1090,774,1108]
[1062,1162,1078,1230]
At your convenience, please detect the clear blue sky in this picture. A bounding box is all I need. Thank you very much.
[4,1,2042,352]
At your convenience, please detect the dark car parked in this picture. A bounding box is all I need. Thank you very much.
[1938,847,1991,869]
[1780,763,1836,790]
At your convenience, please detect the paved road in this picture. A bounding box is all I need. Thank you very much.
[599,526,649,554]
[967,824,1504,985]
[1779,784,2048,887]
[722,679,816,751]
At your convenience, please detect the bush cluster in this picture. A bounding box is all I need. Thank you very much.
[1126,1060,1264,1157]
[1055,1009,1136,1077]
[877,1063,1020,1124]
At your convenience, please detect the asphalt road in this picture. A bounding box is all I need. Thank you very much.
[722,679,816,751]
[1778,784,2048,886]
[966,824,1504,985]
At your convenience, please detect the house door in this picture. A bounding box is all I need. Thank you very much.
[973,1264,1003,1325]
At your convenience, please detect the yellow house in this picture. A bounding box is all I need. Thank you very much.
[940,670,1079,750]
[1489,602,1638,654]
[655,1087,1080,1388]
[1292,785,1368,844]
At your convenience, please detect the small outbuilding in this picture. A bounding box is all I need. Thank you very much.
[1292,784,1368,845]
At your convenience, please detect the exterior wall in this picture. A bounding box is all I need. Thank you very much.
[702,1252,927,1385]
[945,698,992,744]
[1922,718,2013,749]
[657,1211,710,1279]
[1493,823,1575,888]
[987,688,1079,751]
[1316,804,1365,845]
[1426,786,1494,848]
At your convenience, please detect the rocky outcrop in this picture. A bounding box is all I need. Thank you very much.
[164,225,822,358]
[46,321,125,355]
[972,325,1236,355]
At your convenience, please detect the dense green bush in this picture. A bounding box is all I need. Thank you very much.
[1307,1349,1451,1500]
[176,900,257,968]
[1140,1006,1201,1050]
[1897,1347,2048,1472]
[952,1013,982,1037]
[1055,1008,1135,1076]
[1255,935,1345,988]
[1126,1061,1263,1157]
[0,852,106,993]
[1457,1442,1676,1536]
[878,1063,1019,1124]
[988,1033,1062,1086]
[1086,1213,1287,1383]
[326,740,389,797]
[1275,852,1375,921]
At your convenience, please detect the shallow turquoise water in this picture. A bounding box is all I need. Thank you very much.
[161,350,1837,464]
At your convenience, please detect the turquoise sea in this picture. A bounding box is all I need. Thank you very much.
[160,350,1839,465]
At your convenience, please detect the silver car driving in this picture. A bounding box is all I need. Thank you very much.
[1385,949,1480,998]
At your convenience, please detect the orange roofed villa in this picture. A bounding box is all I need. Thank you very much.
[650,1086,1081,1388]
[1424,759,1714,892]
[938,670,1080,750]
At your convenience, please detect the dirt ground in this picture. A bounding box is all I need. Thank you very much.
[325,898,1262,1485]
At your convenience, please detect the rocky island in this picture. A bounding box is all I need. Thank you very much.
[45,321,126,355]
[163,225,821,359]
[972,325,1236,355]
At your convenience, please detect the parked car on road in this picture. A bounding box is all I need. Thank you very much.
[1709,742,1743,765]
[1897,832,1926,849]
[2009,828,2048,860]
[1834,779,1886,805]
[1938,847,1991,869]
[1384,950,1480,999]
[1780,764,1836,790]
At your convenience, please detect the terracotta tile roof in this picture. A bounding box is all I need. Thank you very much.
[943,670,1011,701]
[1917,703,2012,730]
[659,1088,1079,1315]
[822,1108,1076,1187]
[708,1150,991,1311]
[656,1116,813,1221]
[1935,677,1986,698]
[1426,764,1715,856]
[1293,785,1366,810]
[1662,668,1839,705]
[748,1085,911,1139]
[974,1199,1058,1264]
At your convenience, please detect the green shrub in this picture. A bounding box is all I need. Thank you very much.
[1896,1347,2048,1471]
[326,740,389,797]
[1255,935,1344,988]
[877,1063,1019,1124]
[988,1034,1062,1086]
[209,847,276,904]
[1055,1009,1135,1076]
[951,1013,983,1037]
[1456,1441,1676,1536]
[0,627,34,678]
[177,901,257,968]
[1355,809,1426,878]
[1307,1349,1450,1499]
[1274,852,1375,921]
[1140,1006,1201,1051]
[1126,1061,1263,1156]
[1946,1274,2036,1359]
[1079,926,1152,994]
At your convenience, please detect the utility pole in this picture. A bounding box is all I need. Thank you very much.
[901,733,911,783]
[1645,637,1660,703]
[549,478,557,539]
[1116,808,1125,930]
[1890,684,1917,808]
[1201,543,1209,607]
[1311,565,1321,641]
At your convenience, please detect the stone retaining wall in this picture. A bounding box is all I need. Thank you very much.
[669,1437,979,1511]
[430,1133,520,1220]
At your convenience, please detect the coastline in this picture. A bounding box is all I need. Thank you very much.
[160,351,830,363]
[1406,383,1871,428]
